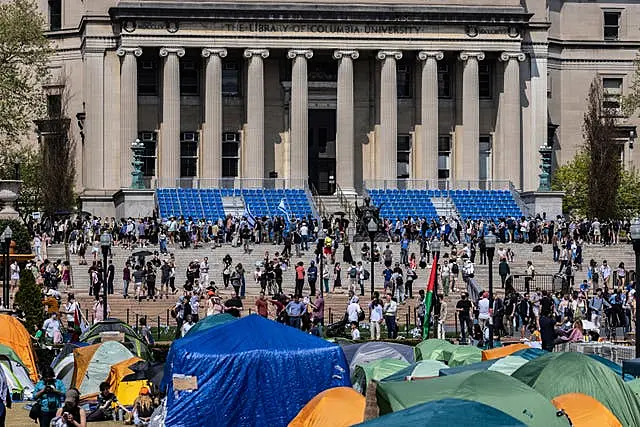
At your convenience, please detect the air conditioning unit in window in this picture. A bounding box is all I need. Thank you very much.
[182,132,197,141]
[223,132,240,142]
[140,132,156,141]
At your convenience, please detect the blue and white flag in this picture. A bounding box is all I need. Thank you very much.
[243,204,256,228]
[277,198,290,221]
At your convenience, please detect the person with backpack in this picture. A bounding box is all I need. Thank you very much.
[307,261,318,297]
[171,296,185,339]
[357,261,367,297]
[517,294,532,339]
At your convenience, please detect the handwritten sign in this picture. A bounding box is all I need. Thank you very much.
[173,374,198,391]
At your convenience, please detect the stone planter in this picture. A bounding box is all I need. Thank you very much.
[0,180,21,220]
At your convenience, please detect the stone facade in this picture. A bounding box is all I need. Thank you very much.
[38,0,640,215]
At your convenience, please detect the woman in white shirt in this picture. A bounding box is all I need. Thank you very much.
[369,296,384,341]
[477,292,491,334]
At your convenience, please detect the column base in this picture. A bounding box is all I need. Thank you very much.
[113,189,156,219]
[519,190,564,220]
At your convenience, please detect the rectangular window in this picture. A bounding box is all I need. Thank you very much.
[603,77,623,112]
[479,135,492,182]
[180,132,198,177]
[180,59,199,96]
[222,132,240,177]
[438,63,451,99]
[438,136,451,179]
[138,132,157,178]
[479,64,492,99]
[48,0,61,31]
[222,62,240,96]
[47,94,62,118]
[138,59,158,95]
[397,64,412,99]
[397,134,411,179]
[604,11,620,41]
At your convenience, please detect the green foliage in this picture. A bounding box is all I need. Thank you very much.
[551,151,589,217]
[14,269,43,334]
[0,0,50,146]
[617,168,640,219]
[0,219,30,253]
[622,56,640,117]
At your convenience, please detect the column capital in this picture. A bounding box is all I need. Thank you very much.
[333,50,359,60]
[116,47,142,57]
[500,52,526,62]
[458,51,485,62]
[287,49,313,60]
[243,48,270,59]
[159,47,185,57]
[417,51,444,61]
[377,50,402,61]
[201,48,228,58]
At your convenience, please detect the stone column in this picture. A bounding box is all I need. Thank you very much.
[457,51,484,184]
[526,52,548,191]
[159,47,185,181]
[83,50,105,190]
[377,50,402,184]
[117,47,142,188]
[243,49,269,180]
[201,48,227,180]
[498,52,526,187]
[417,51,444,182]
[333,49,359,195]
[287,49,313,185]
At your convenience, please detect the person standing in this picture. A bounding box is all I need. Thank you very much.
[33,367,66,427]
[307,261,318,297]
[440,260,451,297]
[498,257,510,288]
[122,262,131,299]
[437,294,448,340]
[106,260,115,295]
[145,263,157,301]
[0,365,11,426]
[294,262,305,297]
[383,293,398,339]
[255,292,269,318]
[524,261,535,293]
[199,257,210,288]
[9,260,19,298]
[455,293,473,344]
[369,293,384,340]
[92,297,110,324]
[286,296,305,329]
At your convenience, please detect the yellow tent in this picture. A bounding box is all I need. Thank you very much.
[289,387,365,427]
[105,357,148,406]
[0,315,38,382]
[552,393,621,427]
[481,343,530,361]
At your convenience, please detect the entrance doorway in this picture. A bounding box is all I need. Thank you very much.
[308,109,336,195]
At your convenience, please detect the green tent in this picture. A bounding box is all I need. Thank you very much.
[352,358,410,394]
[440,353,540,377]
[0,343,25,367]
[184,313,236,337]
[448,345,482,367]
[512,352,640,427]
[375,370,570,427]
[414,339,456,362]
[355,398,526,427]
[627,378,640,398]
[381,360,449,382]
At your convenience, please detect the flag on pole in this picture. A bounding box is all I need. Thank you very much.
[243,204,256,228]
[277,198,290,222]
[422,254,439,339]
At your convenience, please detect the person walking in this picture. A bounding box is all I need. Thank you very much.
[33,367,66,427]
[455,293,473,344]
[383,293,398,339]
[498,257,510,288]
[437,294,448,339]
[307,261,318,297]
[295,262,305,297]
[369,292,383,341]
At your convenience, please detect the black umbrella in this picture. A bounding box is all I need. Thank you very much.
[132,250,153,257]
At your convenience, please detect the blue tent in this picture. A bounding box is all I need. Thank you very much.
[164,315,350,427]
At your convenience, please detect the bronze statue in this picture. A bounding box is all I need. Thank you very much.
[355,196,383,237]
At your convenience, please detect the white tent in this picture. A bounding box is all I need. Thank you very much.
[0,359,34,400]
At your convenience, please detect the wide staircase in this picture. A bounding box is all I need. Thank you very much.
[48,237,638,337]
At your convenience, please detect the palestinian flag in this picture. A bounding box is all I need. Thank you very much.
[422,254,439,339]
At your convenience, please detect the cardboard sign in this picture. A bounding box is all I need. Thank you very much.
[173,374,198,391]
[99,331,124,342]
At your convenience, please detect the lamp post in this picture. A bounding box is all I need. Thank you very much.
[100,230,112,321]
[368,218,377,298]
[485,231,497,348]
[1,227,12,309]
[430,239,441,338]
[319,236,325,297]
[630,221,640,357]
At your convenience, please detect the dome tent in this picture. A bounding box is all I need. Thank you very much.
[342,342,414,373]
[381,360,449,382]
[164,315,350,427]
[289,387,365,427]
[72,341,135,397]
[351,359,410,394]
[552,393,621,427]
[413,339,456,362]
[0,315,38,382]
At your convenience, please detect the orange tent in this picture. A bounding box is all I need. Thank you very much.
[481,343,530,361]
[289,387,365,427]
[0,315,38,382]
[552,393,621,427]
[105,357,148,406]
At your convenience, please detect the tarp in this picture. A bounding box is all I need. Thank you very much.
[552,393,621,427]
[414,339,456,362]
[482,344,531,360]
[0,359,34,399]
[627,378,640,397]
[288,387,365,427]
[512,352,640,427]
[184,313,236,337]
[355,398,527,427]
[587,354,634,381]
[375,370,570,427]
[105,357,148,406]
[352,359,409,394]
[342,342,414,373]
[0,315,38,382]
[164,315,350,427]
[381,360,449,382]
[72,341,135,397]
[448,345,482,367]
[80,319,150,359]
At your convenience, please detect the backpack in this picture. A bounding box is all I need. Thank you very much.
[357,308,365,322]
[363,269,370,280]
[451,263,459,274]
[349,267,357,279]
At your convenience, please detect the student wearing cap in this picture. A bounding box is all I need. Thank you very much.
[55,388,86,427]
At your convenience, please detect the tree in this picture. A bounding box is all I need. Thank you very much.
[551,151,589,217]
[617,168,640,219]
[622,55,640,117]
[583,77,620,220]
[0,0,50,147]
[14,269,44,334]
[0,219,31,253]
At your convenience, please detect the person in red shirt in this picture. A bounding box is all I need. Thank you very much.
[295,262,305,297]
[255,292,269,318]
